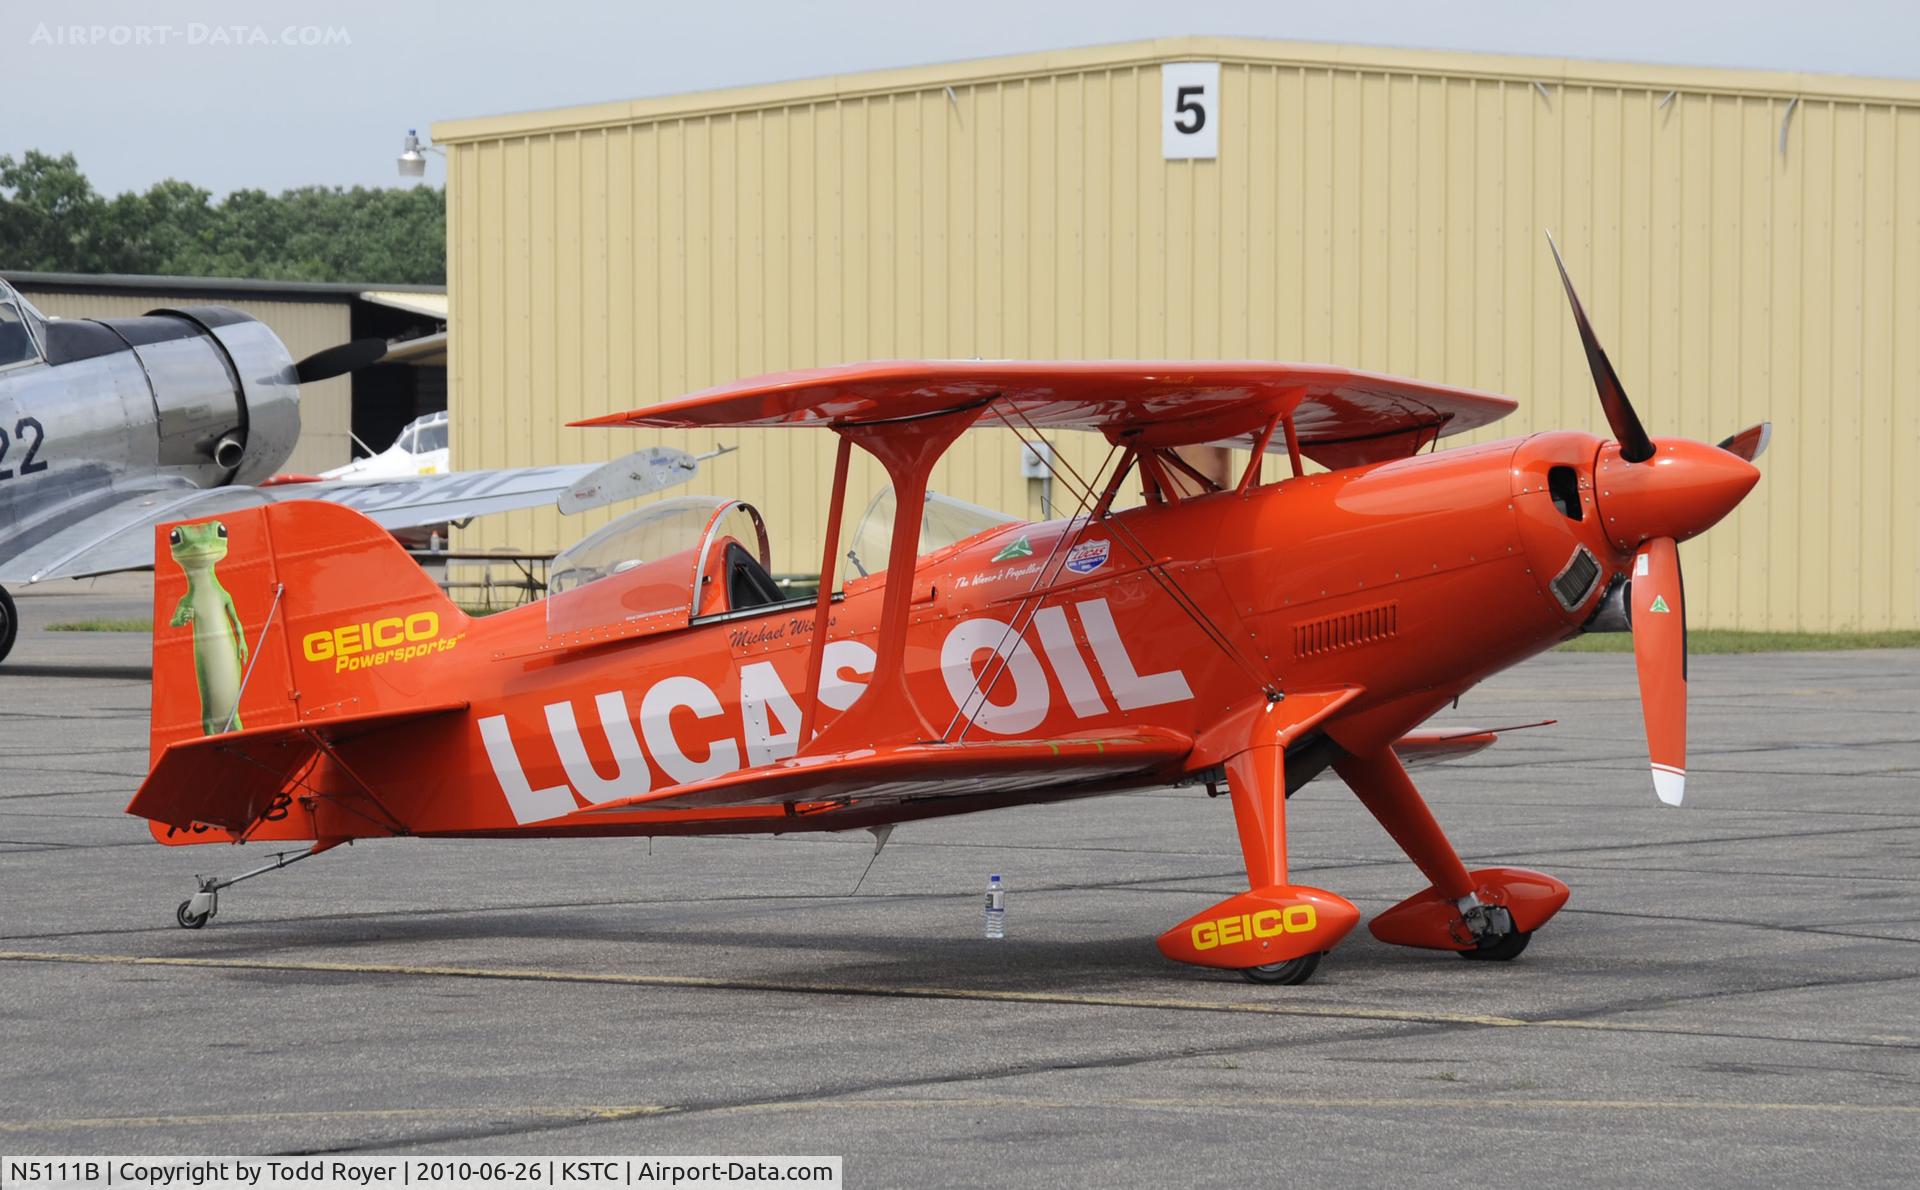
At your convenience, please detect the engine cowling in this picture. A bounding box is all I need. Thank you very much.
[92,305,300,487]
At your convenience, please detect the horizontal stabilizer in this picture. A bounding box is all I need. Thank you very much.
[128,701,466,840]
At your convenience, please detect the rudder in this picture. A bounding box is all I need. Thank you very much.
[150,500,470,760]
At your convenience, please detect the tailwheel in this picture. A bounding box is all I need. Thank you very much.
[175,899,211,930]
[1241,951,1322,985]
[167,844,335,931]
[1459,930,1531,962]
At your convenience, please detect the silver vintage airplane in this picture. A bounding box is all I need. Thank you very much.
[0,276,701,664]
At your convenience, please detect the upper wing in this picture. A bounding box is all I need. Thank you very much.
[1,446,699,584]
[573,361,1517,470]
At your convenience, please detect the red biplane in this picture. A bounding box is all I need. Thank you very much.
[129,244,1765,984]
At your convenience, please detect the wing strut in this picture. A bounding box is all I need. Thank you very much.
[798,435,853,746]
[1237,414,1281,493]
[803,403,985,753]
[1280,411,1306,478]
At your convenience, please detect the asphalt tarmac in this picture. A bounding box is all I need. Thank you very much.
[1,575,1916,1187]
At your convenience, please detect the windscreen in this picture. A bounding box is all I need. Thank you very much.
[546,496,730,636]
[845,488,1018,581]
[0,299,38,368]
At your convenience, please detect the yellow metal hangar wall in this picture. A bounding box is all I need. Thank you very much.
[434,36,1920,632]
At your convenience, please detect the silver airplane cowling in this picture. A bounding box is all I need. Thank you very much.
[24,303,302,487]
[4,301,298,494]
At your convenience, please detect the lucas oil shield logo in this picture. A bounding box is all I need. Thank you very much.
[1064,539,1110,575]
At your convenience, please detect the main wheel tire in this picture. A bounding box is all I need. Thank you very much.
[0,586,16,666]
[175,899,209,930]
[1241,951,1322,985]
[1459,930,1531,961]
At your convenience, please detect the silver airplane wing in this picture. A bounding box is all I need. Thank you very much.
[0,446,700,584]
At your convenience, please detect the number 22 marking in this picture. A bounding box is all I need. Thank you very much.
[0,416,48,481]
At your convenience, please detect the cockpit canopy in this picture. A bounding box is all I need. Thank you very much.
[542,487,1017,642]
[389,404,449,451]
[0,280,48,370]
[547,495,783,638]
[394,410,448,454]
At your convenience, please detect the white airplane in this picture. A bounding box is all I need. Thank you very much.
[321,410,451,481]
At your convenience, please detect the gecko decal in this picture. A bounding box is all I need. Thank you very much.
[165,520,246,734]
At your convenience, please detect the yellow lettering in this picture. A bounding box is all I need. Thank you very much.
[1192,903,1322,953]
[303,611,452,667]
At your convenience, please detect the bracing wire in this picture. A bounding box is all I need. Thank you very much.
[942,431,1116,743]
[946,408,1279,745]
[999,406,1279,698]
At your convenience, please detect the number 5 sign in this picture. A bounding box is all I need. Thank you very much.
[1162,62,1220,160]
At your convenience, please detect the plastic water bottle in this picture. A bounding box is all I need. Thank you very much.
[983,873,1006,939]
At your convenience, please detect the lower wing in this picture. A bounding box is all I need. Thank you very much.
[1393,720,1557,769]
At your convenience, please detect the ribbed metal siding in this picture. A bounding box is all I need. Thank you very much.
[442,42,1919,631]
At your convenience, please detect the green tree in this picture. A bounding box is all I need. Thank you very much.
[0,151,444,283]
[0,151,113,271]
[99,179,218,273]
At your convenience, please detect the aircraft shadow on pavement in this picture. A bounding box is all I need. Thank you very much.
[143,904,1496,991]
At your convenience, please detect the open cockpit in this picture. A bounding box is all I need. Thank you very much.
[542,489,1018,641]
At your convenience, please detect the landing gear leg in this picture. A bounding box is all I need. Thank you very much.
[1156,717,1360,984]
[1331,747,1566,957]
[172,839,341,929]
[0,586,17,666]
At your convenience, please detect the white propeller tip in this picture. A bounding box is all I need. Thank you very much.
[1652,766,1686,806]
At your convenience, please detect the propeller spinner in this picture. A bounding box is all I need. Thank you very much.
[1546,233,1765,805]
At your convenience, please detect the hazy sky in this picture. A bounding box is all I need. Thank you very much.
[6,0,1917,196]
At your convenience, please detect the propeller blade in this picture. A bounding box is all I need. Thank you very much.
[1716,421,1772,462]
[294,338,389,384]
[1631,537,1688,805]
[1545,232,1656,463]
